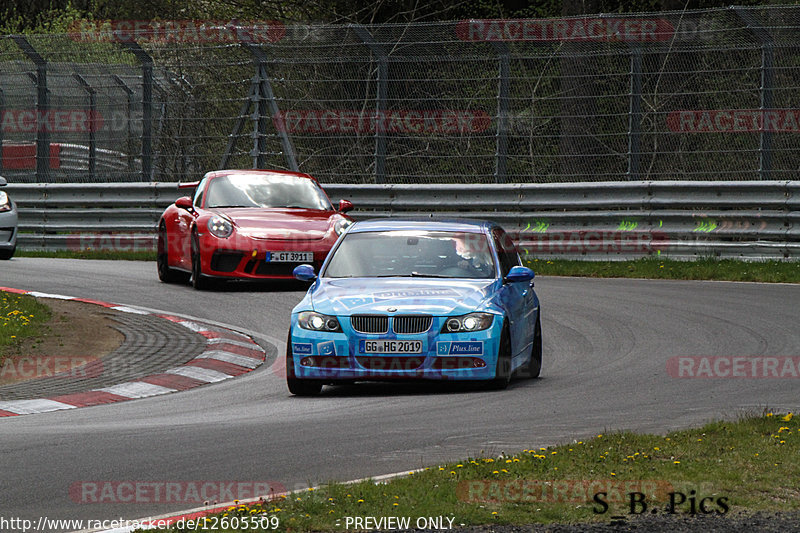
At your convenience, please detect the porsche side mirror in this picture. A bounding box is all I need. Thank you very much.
[338,199,354,213]
[0,176,7,186]
[293,264,317,282]
[175,196,194,210]
[504,265,535,284]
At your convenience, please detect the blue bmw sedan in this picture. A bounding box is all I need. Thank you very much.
[287,219,542,395]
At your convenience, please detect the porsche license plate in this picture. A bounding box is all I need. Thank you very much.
[265,251,313,263]
[359,340,423,354]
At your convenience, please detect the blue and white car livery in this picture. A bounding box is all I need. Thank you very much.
[286,219,542,395]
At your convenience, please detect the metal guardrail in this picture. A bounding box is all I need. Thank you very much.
[6,181,799,260]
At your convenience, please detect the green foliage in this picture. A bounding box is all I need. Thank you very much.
[160,412,800,531]
[0,291,52,360]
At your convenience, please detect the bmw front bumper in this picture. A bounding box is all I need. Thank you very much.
[289,315,503,381]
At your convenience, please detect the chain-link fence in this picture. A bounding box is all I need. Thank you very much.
[2,5,800,184]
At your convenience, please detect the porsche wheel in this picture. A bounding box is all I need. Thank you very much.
[286,332,322,396]
[488,322,512,390]
[157,225,189,283]
[190,232,211,290]
[0,245,14,260]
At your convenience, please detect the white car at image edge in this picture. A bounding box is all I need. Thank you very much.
[0,176,18,260]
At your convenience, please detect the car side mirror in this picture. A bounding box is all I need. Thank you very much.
[293,264,317,282]
[504,265,535,284]
[0,176,7,186]
[175,196,194,210]
[338,199,354,213]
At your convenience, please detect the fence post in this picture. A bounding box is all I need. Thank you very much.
[72,73,97,181]
[352,25,387,184]
[120,41,153,182]
[733,7,773,181]
[112,75,135,174]
[491,42,510,184]
[626,45,643,181]
[12,36,49,181]
[244,44,299,171]
[0,88,4,169]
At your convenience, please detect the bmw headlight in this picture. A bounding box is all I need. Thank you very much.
[0,191,10,212]
[441,313,493,333]
[333,218,353,236]
[208,215,233,238]
[298,311,342,332]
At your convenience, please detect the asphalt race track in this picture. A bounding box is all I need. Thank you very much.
[1,258,799,529]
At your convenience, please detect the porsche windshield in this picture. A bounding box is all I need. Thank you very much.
[205,174,332,210]
[324,230,496,279]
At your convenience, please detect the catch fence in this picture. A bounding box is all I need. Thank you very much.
[1,6,800,184]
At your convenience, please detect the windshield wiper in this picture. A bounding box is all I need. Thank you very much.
[209,204,254,208]
[370,272,450,278]
[411,272,451,278]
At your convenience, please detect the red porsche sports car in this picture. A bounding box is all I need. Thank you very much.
[157,169,354,289]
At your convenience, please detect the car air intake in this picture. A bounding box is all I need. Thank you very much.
[350,315,389,334]
[392,315,433,334]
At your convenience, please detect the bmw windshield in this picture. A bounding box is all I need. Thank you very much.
[205,174,332,210]
[323,230,496,279]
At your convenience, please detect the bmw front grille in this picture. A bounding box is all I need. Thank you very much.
[350,314,432,334]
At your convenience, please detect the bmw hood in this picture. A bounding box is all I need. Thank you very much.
[311,278,499,316]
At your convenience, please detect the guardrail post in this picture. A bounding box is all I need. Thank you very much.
[12,36,49,181]
[72,73,97,181]
[733,7,773,181]
[491,42,510,184]
[244,44,299,171]
[112,75,135,174]
[120,41,153,182]
[352,25,387,184]
[626,45,643,181]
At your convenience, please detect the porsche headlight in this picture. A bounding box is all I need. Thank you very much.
[208,215,233,238]
[333,218,353,236]
[441,313,493,333]
[0,191,10,212]
[298,311,342,332]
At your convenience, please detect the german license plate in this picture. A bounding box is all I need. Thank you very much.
[265,251,313,262]
[359,340,423,354]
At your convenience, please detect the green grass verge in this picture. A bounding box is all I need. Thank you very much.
[525,257,800,283]
[0,291,52,360]
[160,412,798,532]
